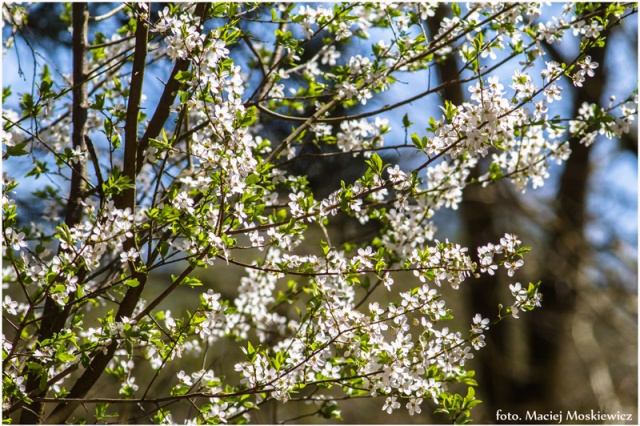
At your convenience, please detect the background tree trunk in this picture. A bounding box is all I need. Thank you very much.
[19,4,89,423]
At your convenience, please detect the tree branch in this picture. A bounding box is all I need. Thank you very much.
[45,4,149,422]
[135,3,210,173]
[19,4,89,424]
[45,5,212,423]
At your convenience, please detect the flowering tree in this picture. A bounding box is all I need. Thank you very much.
[2,2,636,424]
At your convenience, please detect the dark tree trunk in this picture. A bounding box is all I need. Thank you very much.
[19,4,89,423]
[460,15,611,421]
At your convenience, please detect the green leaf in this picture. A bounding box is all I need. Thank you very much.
[473,32,483,52]
[365,153,384,174]
[402,113,413,128]
[5,142,29,157]
[2,86,12,102]
[246,341,257,361]
[102,172,134,196]
[91,94,105,111]
[175,70,193,82]
[411,133,428,150]
[56,352,76,362]
[320,239,329,256]
[125,278,140,288]
[95,403,118,420]
[488,162,503,181]
[25,362,44,371]
[238,105,258,127]
[451,3,461,17]
[465,386,475,400]
[20,93,35,110]
[39,369,49,390]
[181,276,202,287]
[81,351,91,368]
[275,29,293,44]
[441,100,458,121]
[158,240,170,259]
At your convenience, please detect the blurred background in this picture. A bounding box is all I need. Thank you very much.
[3,3,637,424]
